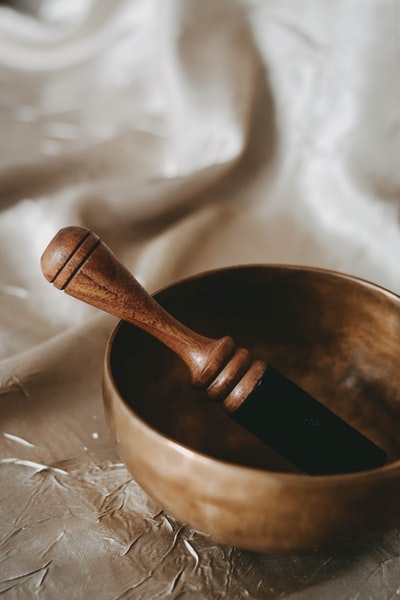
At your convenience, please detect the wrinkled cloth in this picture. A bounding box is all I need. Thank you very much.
[1,0,400,598]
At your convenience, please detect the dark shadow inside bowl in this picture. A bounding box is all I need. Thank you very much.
[109,266,400,473]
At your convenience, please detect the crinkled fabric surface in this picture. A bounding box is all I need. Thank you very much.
[1,0,400,598]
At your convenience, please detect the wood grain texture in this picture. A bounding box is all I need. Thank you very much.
[41,226,266,411]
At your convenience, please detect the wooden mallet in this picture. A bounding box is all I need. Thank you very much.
[41,226,387,475]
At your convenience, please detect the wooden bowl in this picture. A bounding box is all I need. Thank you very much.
[102,265,400,554]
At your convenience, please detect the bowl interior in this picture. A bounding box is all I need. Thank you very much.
[109,265,400,473]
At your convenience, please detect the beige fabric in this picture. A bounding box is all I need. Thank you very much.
[1,0,400,597]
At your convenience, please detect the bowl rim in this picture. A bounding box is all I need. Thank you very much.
[103,262,400,486]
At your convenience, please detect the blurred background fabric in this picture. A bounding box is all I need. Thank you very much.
[1,0,400,598]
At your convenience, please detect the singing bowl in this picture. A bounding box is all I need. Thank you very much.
[102,265,400,554]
